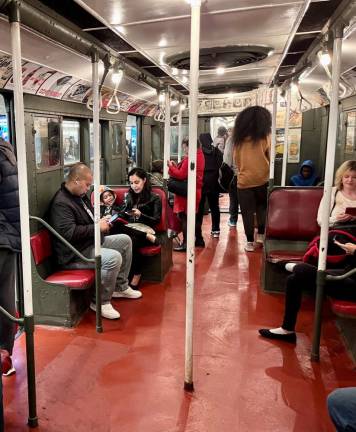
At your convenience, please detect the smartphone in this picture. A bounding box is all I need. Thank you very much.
[109,213,119,223]
[345,207,356,216]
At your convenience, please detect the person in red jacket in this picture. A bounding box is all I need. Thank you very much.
[168,138,205,251]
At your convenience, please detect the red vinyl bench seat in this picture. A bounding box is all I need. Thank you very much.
[329,299,356,318]
[266,250,305,264]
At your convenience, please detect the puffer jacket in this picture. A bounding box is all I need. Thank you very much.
[0,138,21,252]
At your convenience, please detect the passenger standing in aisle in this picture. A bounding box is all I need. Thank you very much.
[233,106,271,251]
[0,137,20,377]
[224,127,239,227]
[168,138,205,251]
[196,133,222,243]
[213,126,228,154]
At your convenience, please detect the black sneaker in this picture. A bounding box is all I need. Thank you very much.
[258,328,296,343]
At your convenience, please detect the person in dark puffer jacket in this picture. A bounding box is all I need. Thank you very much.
[0,137,20,379]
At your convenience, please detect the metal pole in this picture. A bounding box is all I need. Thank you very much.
[8,3,38,427]
[184,0,201,392]
[269,84,278,188]
[178,109,183,163]
[91,52,103,333]
[163,89,171,179]
[311,26,343,361]
[281,87,291,186]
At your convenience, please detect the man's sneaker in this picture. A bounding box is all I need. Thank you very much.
[285,262,297,273]
[228,218,237,227]
[112,287,143,299]
[244,242,255,252]
[211,231,220,238]
[256,233,264,244]
[90,302,120,319]
[1,351,15,376]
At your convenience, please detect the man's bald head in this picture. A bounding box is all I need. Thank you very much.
[65,163,93,196]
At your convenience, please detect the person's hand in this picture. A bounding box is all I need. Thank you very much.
[334,240,356,255]
[167,160,176,168]
[335,212,353,222]
[99,218,110,233]
[130,208,141,217]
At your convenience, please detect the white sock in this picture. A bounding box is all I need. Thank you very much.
[269,327,295,335]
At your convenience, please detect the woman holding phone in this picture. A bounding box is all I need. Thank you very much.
[100,167,162,288]
[259,160,356,343]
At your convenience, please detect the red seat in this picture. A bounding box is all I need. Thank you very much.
[138,245,161,256]
[30,229,94,291]
[46,269,94,290]
[266,250,304,264]
[330,299,356,318]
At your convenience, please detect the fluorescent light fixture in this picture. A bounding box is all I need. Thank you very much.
[159,38,167,48]
[319,48,331,66]
[182,76,188,84]
[112,66,123,84]
[182,69,188,75]
[267,49,274,57]
[216,67,225,75]
[172,67,178,75]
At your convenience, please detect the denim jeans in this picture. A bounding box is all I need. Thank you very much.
[65,234,132,303]
[328,387,356,431]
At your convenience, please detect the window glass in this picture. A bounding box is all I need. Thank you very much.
[89,122,102,160]
[170,125,189,156]
[112,123,123,156]
[34,117,60,169]
[0,94,9,141]
[63,120,80,165]
[345,112,356,153]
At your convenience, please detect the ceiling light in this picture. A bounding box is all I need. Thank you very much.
[170,98,179,107]
[267,49,274,57]
[216,67,225,75]
[182,76,188,84]
[112,65,123,84]
[182,69,188,75]
[180,101,187,110]
[319,48,331,66]
[159,38,167,48]
[171,67,178,75]
[158,91,165,103]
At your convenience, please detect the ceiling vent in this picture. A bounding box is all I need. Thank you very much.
[167,45,271,70]
[199,82,260,94]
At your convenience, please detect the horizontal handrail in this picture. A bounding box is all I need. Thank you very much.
[326,266,356,281]
[30,216,95,264]
[0,305,23,325]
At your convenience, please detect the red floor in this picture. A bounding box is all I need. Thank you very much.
[3,213,356,431]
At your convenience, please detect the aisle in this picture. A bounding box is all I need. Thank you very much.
[3,214,355,431]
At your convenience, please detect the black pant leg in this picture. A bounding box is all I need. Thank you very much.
[229,183,239,221]
[282,263,318,331]
[254,183,268,234]
[207,191,220,232]
[237,188,256,242]
[195,193,206,241]
[0,250,16,355]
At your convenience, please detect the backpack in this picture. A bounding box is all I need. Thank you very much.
[303,229,356,266]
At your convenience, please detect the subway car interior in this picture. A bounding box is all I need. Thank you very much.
[1,0,356,430]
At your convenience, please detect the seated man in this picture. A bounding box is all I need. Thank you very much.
[49,163,141,320]
[289,160,320,186]
[328,387,356,431]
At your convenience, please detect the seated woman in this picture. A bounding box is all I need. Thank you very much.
[259,160,356,343]
[289,160,320,186]
[100,167,162,288]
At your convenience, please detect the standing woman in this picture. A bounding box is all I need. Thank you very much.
[233,106,271,251]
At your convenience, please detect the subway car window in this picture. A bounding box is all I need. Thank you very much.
[0,94,9,140]
[63,120,80,165]
[34,117,60,170]
[126,115,137,169]
[345,112,356,153]
[112,122,123,156]
[170,124,188,157]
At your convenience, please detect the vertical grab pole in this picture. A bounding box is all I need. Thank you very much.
[163,88,171,180]
[184,0,201,392]
[281,86,291,186]
[269,84,278,188]
[8,3,38,427]
[311,26,343,361]
[178,108,183,163]
[91,51,103,333]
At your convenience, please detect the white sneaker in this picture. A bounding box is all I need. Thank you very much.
[256,234,264,244]
[285,262,297,273]
[112,287,143,299]
[90,302,120,320]
[244,242,255,252]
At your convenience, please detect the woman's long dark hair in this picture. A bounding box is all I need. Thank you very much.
[232,106,271,147]
[128,167,152,204]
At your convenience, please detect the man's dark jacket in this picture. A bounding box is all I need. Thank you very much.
[49,183,95,266]
[0,138,20,252]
